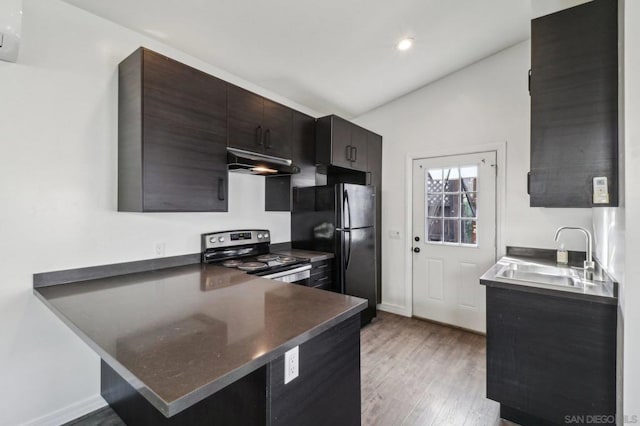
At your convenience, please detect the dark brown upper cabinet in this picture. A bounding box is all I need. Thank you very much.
[118,48,228,212]
[529,0,618,208]
[316,115,369,172]
[265,111,316,211]
[228,85,293,159]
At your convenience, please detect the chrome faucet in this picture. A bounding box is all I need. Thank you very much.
[554,226,595,271]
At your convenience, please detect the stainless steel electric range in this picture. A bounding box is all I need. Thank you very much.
[201,230,311,284]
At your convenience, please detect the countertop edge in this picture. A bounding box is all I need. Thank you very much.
[479,277,617,305]
[167,298,366,416]
[34,286,366,417]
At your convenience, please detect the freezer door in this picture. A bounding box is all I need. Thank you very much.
[343,227,376,321]
[340,184,375,229]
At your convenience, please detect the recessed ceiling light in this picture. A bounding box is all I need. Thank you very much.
[397,37,414,51]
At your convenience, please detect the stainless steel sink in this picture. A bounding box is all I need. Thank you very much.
[496,262,582,288]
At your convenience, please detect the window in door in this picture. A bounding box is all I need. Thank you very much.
[425,165,478,246]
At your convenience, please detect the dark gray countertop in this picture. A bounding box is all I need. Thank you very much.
[34,263,365,417]
[480,248,617,305]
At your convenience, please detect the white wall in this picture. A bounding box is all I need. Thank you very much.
[621,0,640,418]
[354,41,593,314]
[0,0,321,424]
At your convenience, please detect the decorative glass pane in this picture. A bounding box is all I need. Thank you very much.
[443,219,460,243]
[461,192,477,218]
[460,166,478,192]
[444,194,459,217]
[461,220,477,245]
[427,169,443,194]
[427,218,443,242]
[427,193,443,217]
[443,168,460,192]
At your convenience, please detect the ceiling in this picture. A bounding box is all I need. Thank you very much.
[62,0,590,118]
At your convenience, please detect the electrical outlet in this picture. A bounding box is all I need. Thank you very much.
[154,242,165,257]
[284,346,299,384]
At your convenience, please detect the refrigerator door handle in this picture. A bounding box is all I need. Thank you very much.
[346,229,352,270]
[344,189,352,230]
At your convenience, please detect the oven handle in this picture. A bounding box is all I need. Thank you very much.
[262,264,312,280]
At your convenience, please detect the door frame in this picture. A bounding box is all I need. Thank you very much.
[403,142,507,318]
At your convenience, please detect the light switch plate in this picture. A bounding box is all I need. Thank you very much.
[284,346,299,384]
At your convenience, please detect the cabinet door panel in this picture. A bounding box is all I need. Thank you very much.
[487,287,616,424]
[142,120,228,212]
[228,85,264,153]
[529,0,617,207]
[292,111,316,187]
[142,50,228,211]
[263,99,293,159]
[349,126,368,172]
[330,116,353,169]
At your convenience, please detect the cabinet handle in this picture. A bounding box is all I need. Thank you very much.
[528,69,532,95]
[218,177,226,201]
[264,129,271,149]
[256,126,263,146]
[352,146,357,162]
[345,145,352,161]
[527,172,531,195]
[367,171,372,185]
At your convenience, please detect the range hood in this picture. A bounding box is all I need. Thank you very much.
[227,147,300,176]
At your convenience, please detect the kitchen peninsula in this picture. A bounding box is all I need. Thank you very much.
[34,260,366,425]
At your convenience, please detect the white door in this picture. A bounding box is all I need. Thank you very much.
[412,151,497,333]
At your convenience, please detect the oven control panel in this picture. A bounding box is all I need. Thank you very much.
[202,229,271,250]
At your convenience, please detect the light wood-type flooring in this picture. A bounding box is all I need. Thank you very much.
[65,311,515,425]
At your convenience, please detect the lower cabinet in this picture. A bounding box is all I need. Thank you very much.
[486,286,616,425]
[268,315,360,425]
[309,259,334,291]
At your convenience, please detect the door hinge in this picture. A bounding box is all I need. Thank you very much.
[528,69,532,95]
[527,172,531,195]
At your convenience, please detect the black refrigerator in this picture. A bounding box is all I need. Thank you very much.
[291,183,376,325]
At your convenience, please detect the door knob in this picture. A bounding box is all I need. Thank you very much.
[413,247,420,253]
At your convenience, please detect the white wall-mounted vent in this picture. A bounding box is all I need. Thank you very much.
[0,0,22,63]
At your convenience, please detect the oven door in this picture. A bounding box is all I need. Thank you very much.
[262,264,312,285]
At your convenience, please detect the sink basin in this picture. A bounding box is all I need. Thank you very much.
[496,262,582,288]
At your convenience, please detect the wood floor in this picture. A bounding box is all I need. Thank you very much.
[361,312,509,426]
[64,311,512,426]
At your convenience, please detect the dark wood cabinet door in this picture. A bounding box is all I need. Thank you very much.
[292,111,316,187]
[330,116,353,169]
[263,99,293,159]
[228,85,265,153]
[141,50,228,212]
[529,0,618,207]
[366,131,382,304]
[349,126,368,172]
[486,287,616,424]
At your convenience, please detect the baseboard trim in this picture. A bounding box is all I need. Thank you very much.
[21,394,106,426]
[377,303,411,317]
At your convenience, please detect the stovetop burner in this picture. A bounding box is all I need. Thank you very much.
[256,254,279,262]
[237,262,268,272]
[222,259,243,268]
